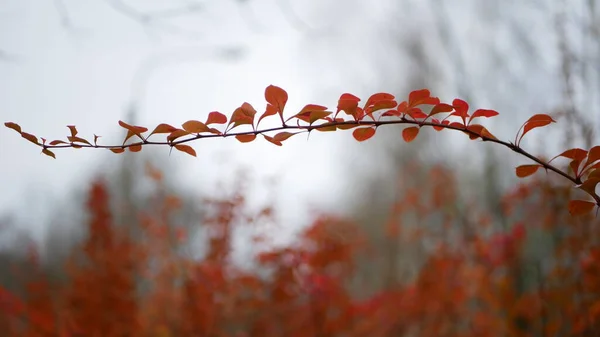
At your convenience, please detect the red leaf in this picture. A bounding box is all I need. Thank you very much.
[265,85,288,114]
[585,145,600,166]
[516,164,542,178]
[578,177,600,195]
[402,127,419,142]
[293,110,332,125]
[206,111,227,125]
[235,134,257,143]
[405,108,428,119]
[408,89,439,107]
[365,93,395,109]
[568,200,596,216]
[21,132,39,145]
[68,136,91,145]
[469,109,499,123]
[67,125,78,137]
[428,103,454,117]
[42,148,56,159]
[337,93,361,119]
[174,144,196,157]
[352,127,376,142]
[451,99,470,124]
[518,114,556,145]
[109,147,125,154]
[4,122,22,134]
[431,118,445,131]
[49,140,68,145]
[129,144,143,152]
[550,148,588,163]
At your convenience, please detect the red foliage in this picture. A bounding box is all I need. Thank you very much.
[1,161,600,336]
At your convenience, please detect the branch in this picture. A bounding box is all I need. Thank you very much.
[4,85,600,215]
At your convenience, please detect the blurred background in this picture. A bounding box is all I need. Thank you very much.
[1,0,600,336]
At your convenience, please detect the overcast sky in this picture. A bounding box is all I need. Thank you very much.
[1,0,598,245]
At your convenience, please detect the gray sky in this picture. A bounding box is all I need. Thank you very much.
[1,0,598,245]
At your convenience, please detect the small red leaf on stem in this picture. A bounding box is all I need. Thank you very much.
[352,127,376,142]
[174,144,196,157]
[42,148,56,159]
[129,144,142,152]
[4,122,22,134]
[402,127,419,142]
[206,111,227,125]
[517,114,556,145]
[568,200,596,216]
[516,164,542,178]
[110,148,125,154]
[235,134,257,143]
[428,104,454,118]
[67,125,78,137]
[257,104,278,127]
[469,109,499,123]
[265,85,288,115]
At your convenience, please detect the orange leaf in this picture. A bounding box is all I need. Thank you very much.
[167,129,191,143]
[42,148,56,159]
[236,134,257,143]
[263,135,282,146]
[149,123,178,136]
[67,125,78,137]
[119,120,148,141]
[293,110,332,125]
[568,200,596,216]
[516,164,542,178]
[265,85,288,114]
[273,132,296,142]
[182,120,210,134]
[206,111,227,125]
[228,103,256,130]
[174,144,196,157]
[402,127,419,142]
[129,144,143,152]
[257,104,278,127]
[352,127,376,142]
[4,122,22,134]
[68,136,91,146]
[109,147,125,154]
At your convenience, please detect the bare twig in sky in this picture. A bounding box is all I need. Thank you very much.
[128,45,246,112]
[103,0,206,40]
